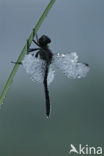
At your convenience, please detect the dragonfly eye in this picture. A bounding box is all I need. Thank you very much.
[39,35,51,46]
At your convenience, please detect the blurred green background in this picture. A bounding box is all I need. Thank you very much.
[0,0,104,155]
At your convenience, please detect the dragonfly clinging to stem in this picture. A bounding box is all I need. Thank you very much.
[12,32,89,117]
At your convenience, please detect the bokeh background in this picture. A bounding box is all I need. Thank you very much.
[0,0,104,155]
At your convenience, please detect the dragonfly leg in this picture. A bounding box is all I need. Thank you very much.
[35,32,39,43]
[11,61,22,65]
[27,48,40,53]
[26,39,40,54]
[32,39,39,47]
[32,29,40,47]
[35,52,39,58]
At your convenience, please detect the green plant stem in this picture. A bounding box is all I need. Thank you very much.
[0,0,56,106]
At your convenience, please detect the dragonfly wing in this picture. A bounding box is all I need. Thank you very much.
[53,52,89,79]
[47,63,55,85]
[22,54,55,85]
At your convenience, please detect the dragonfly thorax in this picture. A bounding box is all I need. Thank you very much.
[37,48,53,64]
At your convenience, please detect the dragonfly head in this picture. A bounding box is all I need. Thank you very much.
[39,35,51,47]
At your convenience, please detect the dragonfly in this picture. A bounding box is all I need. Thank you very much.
[12,33,89,117]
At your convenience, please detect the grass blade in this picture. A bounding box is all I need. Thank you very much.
[0,0,56,106]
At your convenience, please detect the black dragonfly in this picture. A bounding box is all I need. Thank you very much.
[12,33,89,117]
